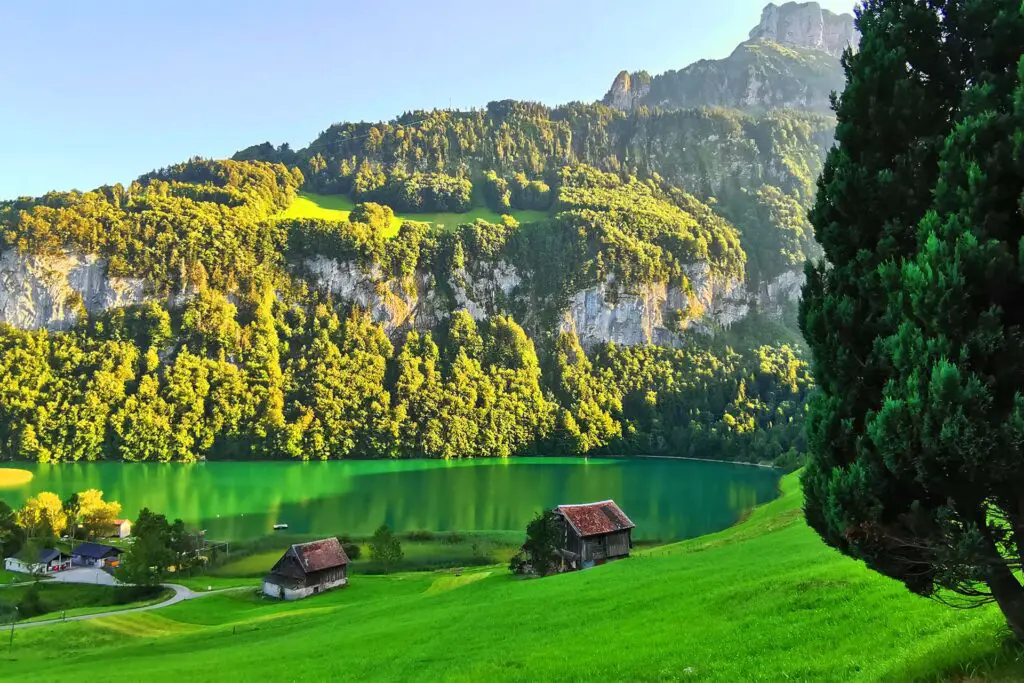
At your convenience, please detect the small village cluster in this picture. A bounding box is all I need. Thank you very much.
[3,500,636,604]
[3,519,131,575]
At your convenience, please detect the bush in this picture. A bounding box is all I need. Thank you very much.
[406,530,436,542]
[342,543,361,560]
[16,582,46,618]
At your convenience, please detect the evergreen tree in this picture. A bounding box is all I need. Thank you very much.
[800,0,1024,636]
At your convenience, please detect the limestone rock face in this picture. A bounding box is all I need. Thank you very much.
[602,70,652,111]
[748,2,859,57]
[602,2,856,114]
[0,248,149,330]
[0,248,805,350]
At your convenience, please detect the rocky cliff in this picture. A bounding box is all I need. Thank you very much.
[602,1,855,113]
[749,2,859,57]
[0,249,148,330]
[0,247,803,348]
[303,255,797,348]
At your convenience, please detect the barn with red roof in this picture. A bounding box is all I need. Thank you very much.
[262,537,350,600]
[554,499,635,570]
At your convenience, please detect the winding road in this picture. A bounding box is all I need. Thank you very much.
[6,568,248,630]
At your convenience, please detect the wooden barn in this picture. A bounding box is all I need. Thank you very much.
[262,537,350,601]
[555,500,635,570]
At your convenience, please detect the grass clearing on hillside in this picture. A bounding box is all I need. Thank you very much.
[277,191,550,235]
[3,474,1022,681]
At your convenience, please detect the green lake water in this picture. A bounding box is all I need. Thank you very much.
[0,458,779,542]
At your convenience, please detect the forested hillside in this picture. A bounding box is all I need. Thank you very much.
[0,1,850,466]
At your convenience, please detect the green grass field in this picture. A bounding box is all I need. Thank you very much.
[276,191,550,236]
[0,569,46,585]
[3,474,1022,681]
[204,534,518,579]
[0,583,171,623]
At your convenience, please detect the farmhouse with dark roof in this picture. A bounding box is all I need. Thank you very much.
[555,500,636,570]
[71,542,123,568]
[262,537,350,600]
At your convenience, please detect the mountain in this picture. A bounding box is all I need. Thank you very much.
[603,1,856,113]
[0,2,838,466]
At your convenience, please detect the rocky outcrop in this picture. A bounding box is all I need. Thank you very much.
[602,2,855,114]
[303,257,794,349]
[0,249,148,330]
[0,248,804,348]
[602,70,652,112]
[749,2,859,57]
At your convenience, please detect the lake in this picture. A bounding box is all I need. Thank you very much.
[0,458,780,542]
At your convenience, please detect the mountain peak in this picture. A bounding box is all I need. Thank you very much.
[748,2,859,57]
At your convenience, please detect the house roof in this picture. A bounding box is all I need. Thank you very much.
[38,548,67,564]
[289,538,349,574]
[71,542,122,559]
[556,500,636,538]
[16,547,67,564]
[113,519,130,525]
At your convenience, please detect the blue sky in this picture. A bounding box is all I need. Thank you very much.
[0,0,857,199]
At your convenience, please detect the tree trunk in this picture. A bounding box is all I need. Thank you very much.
[987,562,1024,641]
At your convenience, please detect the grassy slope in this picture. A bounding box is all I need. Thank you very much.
[277,191,550,235]
[0,583,172,623]
[3,475,1022,682]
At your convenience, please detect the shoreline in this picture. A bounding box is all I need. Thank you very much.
[1,454,780,468]
[630,454,779,469]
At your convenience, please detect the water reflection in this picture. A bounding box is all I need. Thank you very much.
[0,458,779,542]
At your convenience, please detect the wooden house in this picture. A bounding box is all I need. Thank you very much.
[554,500,635,570]
[262,538,350,601]
[108,518,133,539]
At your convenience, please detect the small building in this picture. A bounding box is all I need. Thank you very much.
[71,542,123,568]
[4,548,72,575]
[262,538,350,601]
[554,499,636,570]
[108,518,132,539]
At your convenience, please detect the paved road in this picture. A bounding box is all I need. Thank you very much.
[48,567,118,586]
[5,569,248,630]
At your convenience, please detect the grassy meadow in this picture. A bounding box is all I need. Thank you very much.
[3,474,1022,681]
[0,583,170,623]
[276,191,550,235]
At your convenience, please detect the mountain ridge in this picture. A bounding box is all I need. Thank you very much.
[602,1,856,113]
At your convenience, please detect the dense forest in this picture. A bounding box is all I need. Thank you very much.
[0,153,812,465]
[235,103,826,287]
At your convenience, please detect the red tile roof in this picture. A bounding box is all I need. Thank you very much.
[556,500,635,538]
[291,537,349,573]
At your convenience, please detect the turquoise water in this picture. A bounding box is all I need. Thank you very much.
[0,458,779,542]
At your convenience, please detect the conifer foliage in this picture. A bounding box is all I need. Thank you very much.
[800,0,1024,636]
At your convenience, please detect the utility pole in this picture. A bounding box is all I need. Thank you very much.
[8,606,18,651]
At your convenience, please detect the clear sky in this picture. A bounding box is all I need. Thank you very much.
[0,0,857,199]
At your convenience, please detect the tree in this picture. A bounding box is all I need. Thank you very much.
[800,0,1024,637]
[78,489,122,540]
[62,493,81,543]
[117,508,173,586]
[0,501,24,558]
[16,492,65,539]
[169,519,205,574]
[514,509,562,577]
[369,524,402,574]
